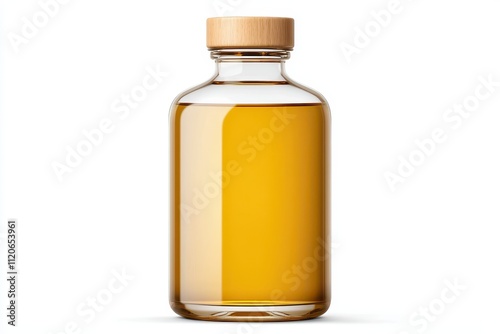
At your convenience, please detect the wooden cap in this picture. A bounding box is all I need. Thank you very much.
[207,17,294,50]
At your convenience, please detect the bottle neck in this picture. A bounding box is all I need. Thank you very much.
[210,49,290,83]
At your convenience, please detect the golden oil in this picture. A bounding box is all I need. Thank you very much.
[170,103,330,320]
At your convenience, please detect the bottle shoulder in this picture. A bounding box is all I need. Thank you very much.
[172,78,328,106]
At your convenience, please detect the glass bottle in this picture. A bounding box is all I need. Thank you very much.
[170,17,331,321]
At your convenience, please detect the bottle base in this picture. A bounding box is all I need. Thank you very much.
[170,301,329,322]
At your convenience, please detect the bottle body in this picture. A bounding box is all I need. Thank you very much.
[170,51,331,321]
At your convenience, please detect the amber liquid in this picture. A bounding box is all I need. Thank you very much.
[170,103,330,321]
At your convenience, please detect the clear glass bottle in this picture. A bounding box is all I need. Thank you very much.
[170,17,331,321]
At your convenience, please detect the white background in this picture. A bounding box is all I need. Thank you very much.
[1,0,500,333]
